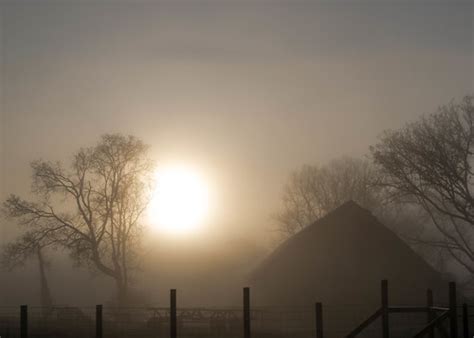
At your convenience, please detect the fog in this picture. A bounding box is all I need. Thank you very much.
[0,1,473,308]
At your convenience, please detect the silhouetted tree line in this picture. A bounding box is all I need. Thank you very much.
[274,95,474,276]
[1,95,473,306]
[273,157,384,236]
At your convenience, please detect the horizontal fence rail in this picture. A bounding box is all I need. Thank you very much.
[1,282,472,338]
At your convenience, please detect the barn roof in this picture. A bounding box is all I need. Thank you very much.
[249,201,448,306]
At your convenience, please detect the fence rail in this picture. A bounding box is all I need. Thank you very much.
[1,282,473,338]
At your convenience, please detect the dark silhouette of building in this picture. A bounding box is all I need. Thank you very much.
[250,201,448,307]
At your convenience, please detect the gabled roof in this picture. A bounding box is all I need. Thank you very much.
[250,201,447,306]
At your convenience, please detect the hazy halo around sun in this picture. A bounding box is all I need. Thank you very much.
[147,165,211,235]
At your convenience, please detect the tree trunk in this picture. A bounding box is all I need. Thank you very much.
[116,279,129,307]
[37,247,53,316]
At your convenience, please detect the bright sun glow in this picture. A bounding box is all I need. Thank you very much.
[148,166,210,235]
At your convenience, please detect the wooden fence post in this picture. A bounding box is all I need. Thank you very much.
[463,303,469,338]
[381,280,389,338]
[449,282,458,338]
[315,302,323,338]
[243,287,251,338]
[96,304,103,338]
[170,289,177,338]
[426,289,434,338]
[20,305,27,338]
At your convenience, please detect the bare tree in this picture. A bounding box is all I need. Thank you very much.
[274,157,384,237]
[1,234,53,310]
[2,134,153,305]
[371,95,474,274]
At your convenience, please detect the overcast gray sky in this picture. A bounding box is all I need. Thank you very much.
[0,0,473,307]
[0,0,473,245]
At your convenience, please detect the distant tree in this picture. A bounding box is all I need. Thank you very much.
[371,95,474,274]
[1,235,53,311]
[2,134,153,305]
[274,157,384,237]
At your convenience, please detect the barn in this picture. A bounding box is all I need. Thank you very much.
[249,201,448,307]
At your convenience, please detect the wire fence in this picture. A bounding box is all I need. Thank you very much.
[1,304,474,338]
[1,281,472,338]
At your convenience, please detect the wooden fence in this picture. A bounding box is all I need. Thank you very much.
[318,280,467,338]
[6,281,473,338]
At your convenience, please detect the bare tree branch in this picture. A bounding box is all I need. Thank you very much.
[273,157,384,239]
[372,95,474,274]
[2,133,153,305]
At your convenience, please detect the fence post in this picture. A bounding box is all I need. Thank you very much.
[426,289,434,338]
[463,303,469,338]
[381,280,389,338]
[96,304,103,338]
[315,302,323,338]
[20,305,27,338]
[449,282,458,338]
[243,287,251,338]
[170,289,177,338]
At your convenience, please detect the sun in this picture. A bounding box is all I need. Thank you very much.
[148,166,210,235]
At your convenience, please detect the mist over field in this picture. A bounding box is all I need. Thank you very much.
[0,1,473,337]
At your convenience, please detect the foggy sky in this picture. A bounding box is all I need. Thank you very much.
[0,0,473,305]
